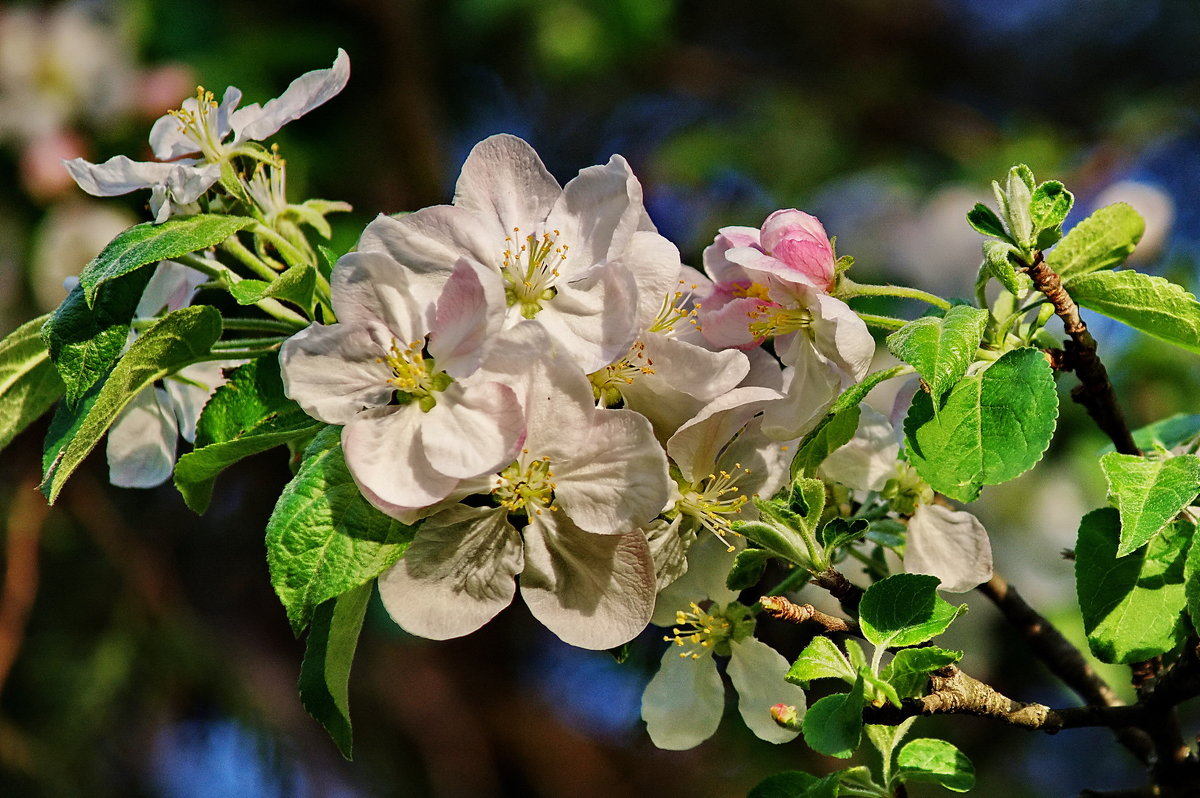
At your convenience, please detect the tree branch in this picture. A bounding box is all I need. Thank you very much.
[758,594,855,635]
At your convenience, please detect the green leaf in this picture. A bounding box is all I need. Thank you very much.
[1066,269,1200,355]
[743,478,826,567]
[42,270,155,406]
[802,674,864,758]
[896,738,975,792]
[747,771,839,798]
[726,547,772,591]
[266,427,416,636]
[1100,452,1200,556]
[859,574,967,650]
[865,719,916,769]
[1076,508,1190,664]
[1050,203,1145,282]
[982,240,1022,294]
[790,405,859,479]
[227,263,317,311]
[0,314,63,451]
[861,666,903,708]
[886,305,989,405]
[78,214,252,305]
[904,347,1058,502]
[882,647,963,698]
[1029,180,1074,234]
[786,636,856,688]
[174,353,323,513]
[1126,414,1200,452]
[299,581,371,759]
[820,518,870,551]
[40,305,223,502]
[966,203,1008,239]
[1184,533,1200,634]
[1004,165,1034,247]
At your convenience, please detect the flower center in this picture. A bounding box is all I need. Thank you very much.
[380,337,451,411]
[588,340,654,407]
[168,86,229,162]
[665,601,754,659]
[493,452,558,516]
[244,146,289,216]
[731,281,771,301]
[747,305,813,340]
[676,463,752,551]
[501,227,568,318]
[648,280,701,336]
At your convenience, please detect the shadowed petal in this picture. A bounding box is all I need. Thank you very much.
[342,405,461,511]
[107,387,177,489]
[419,381,524,479]
[906,503,993,593]
[280,321,393,424]
[641,647,724,750]
[728,636,806,743]
[233,49,350,143]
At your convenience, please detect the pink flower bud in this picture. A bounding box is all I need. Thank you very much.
[758,209,836,292]
[770,702,803,731]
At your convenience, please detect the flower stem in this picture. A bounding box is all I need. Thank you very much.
[221,235,280,281]
[838,278,953,311]
[176,253,308,326]
[859,313,908,331]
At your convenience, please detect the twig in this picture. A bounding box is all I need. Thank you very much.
[811,567,864,615]
[1024,251,1139,456]
[758,595,854,634]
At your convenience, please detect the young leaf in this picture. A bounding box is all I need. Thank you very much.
[40,305,223,502]
[174,353,323,513]
[226,263,317,311]
[859,574,967,650]
[904,347,1058,502]
[820,518,870,551]
[861,667,902,708]
[801,674,864,758]
[786,636,856,688]
[747,771,839,798]
[77,214,252,305]
[1050,203,1145,282]
[896,738,975,792]
[966,203,1007,239]
[982,240,1022,294]
[865,718,917,771]
[0,314,64,451]
[1066,269,1200,355]
[1029,180,1074,234]
[1184,534,1200,635]
[882,646,963,698]
[1076,508,1190,664]
[266,426,415,636]
[299,581,372,759]
[1100,452,1200,556]
[1004,165,1034,247]
[42,270,155,406]
[885,305,989,405]
[1125,413,1200,452]
[726,547,772,591]
[790,405,860,479]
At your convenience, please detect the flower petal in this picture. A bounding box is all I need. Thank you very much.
[167,359,239,443]
[342,405,461,511]
[641,646,724,750]
[106,386,178,488]
[533,262,639,373]
[520,514,655,650]
[809,293,873,382]
[279,321,393,424]
[452,134,562,234]
[429,258,505,376]
[728,636,806,744]
[667,385,784,484]
[650,533,742,626]
[329,250,432,338]
[546,153,644,269]
[232,49,350,143]
[418,380,524,479]
[65,155,178,197]
[906,503,993,593]
[821,405,899,492]
[377,505,523,640]
[358,208,499,286]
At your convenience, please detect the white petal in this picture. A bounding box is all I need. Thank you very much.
[644,515,694,593]
[546,154,644,268]
[419,381,524,479]
[906,503,993,593]
[358,208,501,282]
[609,230,683,330]
[233,49,350,143]
[451,134,562,234]
[342,405,461,511]
[167,359,239,443]
[667,385,785,484]
[761,352,840,441]
[135,260,205,318]
[377,505,523,640]
[650,533,742,626]
[810,293,874,382]
[821,405,900,492]
[329,250,431,338]
[106,387,178,488]
[279,321,394,424]
[520,514,655,649]
[65,155,177,197]
[728,636,806,744]
[641,646,724,750]
[429,258,504,376]
[534,262,639,373]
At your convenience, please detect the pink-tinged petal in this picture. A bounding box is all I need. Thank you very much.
[608,230,683,330]
[906,504,993,593]
[419,381,524,479]
[641,646,724,750]
[546,154,644,269]
[428,258,504,376]
[520,514,655,650]
[342,405,461,512]
[535,262,640,373]
[65,155,177,197]
[760,356,840,441]
[667,385,785,484]
[728,637,806,744]
[821,405,899,492]
[809,293,874,382]
[106,387,177,489]
[377,505,523,640]
[330,250,430,338]
[476,321,594,424]
[357,208,500,285]
[698,294,771,350]
[548,407,670,535]
[233,50,350,143]
[452,134,562,234]
[702,226,760,285]
[760,209,826,248]
[279,321,393,424]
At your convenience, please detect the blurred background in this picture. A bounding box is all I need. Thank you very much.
[0,0,1198,795]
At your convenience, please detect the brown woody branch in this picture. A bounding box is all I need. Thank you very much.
[758,594,854,635]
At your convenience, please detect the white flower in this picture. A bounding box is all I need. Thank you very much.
[641,602,806,750]
[376,322,670,649]
[65,50,349,222]
[280,252,525,516]
[357,134,680,372]
[820,404,899,492]
[906,503,993,593]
